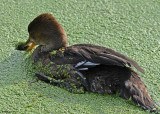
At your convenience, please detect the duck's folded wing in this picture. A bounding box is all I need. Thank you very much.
[65,44,144,74]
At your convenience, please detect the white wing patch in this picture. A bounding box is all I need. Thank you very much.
[75,61,100,70]
[78,68,89,70]
[75,61,86,68]
[84,62,100,66]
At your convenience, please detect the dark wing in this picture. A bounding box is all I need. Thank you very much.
[65,44,144,74]
[64,44,160,112]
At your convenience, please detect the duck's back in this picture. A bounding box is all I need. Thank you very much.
[32,43,144,73]
[62,44,144,73]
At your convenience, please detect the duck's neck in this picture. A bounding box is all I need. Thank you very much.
[52,36,67,51]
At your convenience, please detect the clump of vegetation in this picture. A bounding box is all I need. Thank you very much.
[35,62,53,76]
[34,61,85,93]
[50,50,57,55]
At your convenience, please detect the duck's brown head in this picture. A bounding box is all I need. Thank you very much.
[19,13,68,51]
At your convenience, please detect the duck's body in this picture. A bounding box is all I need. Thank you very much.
[32,43,155,111]
[16,13,159,113]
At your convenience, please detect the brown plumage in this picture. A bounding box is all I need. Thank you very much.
[16,13,159,113]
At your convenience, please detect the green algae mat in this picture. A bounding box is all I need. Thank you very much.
[0,0,160,113]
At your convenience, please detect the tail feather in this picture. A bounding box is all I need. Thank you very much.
[119,70,159,113]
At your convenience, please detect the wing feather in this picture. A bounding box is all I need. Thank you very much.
[65,44,144,74]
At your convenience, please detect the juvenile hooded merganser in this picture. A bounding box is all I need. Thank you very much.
[16,13,159,113]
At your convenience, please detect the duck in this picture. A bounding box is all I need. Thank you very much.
[16,13,159,113]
